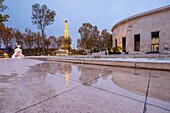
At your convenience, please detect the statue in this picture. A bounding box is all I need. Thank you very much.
[12,45,25,58]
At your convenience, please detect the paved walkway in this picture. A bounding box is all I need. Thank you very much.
[0,58,170,113]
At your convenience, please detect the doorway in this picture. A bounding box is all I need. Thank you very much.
[122,37,126,52]
[115,39,117,47]
[134,34,140,51]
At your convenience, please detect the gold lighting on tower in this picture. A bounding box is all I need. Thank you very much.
[64,20,68,40]
[62,20,69,50]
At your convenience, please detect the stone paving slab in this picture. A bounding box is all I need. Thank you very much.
[147,70,170,110]
[145,105,170,113]
[18,86,144,113]
[0,60,82,113]
[0,59,44,75]
[0,59,170,113]
[0,76,81,113]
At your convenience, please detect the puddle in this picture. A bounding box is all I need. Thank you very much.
[0,60,170,113]
[24,61,170,102]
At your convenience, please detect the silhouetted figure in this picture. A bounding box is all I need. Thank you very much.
[6,44,12,58]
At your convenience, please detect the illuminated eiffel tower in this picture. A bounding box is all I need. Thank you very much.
[62,20,69,50]
[64,20,68,40]
[52,20,69,56]
[62,20,71,50]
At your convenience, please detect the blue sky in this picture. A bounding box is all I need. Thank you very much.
[4,0,170,48]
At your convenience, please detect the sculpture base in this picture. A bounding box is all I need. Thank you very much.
[12,54,25,58]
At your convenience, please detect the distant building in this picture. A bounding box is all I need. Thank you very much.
[111,5,170,54]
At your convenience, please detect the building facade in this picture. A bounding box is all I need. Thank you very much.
[111,5,170,53]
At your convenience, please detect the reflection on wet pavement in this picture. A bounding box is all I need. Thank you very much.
[0,59,170,113]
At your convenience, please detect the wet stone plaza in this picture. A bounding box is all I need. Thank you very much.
[0,58,170,113]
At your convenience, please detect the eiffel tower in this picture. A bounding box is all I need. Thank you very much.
[62,20,69,49]
[64,20,68,40]
[52,20,69,56]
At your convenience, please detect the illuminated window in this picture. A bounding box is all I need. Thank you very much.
[151,31,159,51]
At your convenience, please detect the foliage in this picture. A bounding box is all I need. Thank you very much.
[56,36,72,52]
[92,49,100,53]
[44,38,51,49]
[0,49,8,58]
[0,0,9,28]
[70,49,87,55]
[77,23,100,52]
[33,32,42,54]
[56,36,63,49]
[108,46,122,54]
[113,46,122,52]
[24,28,35,55]
[13,28,24,46]
[0,25,63,56]
[0,26,13,45]
[31,3,56,55]
[62,36,72,52]
[109,48,114,53]
[77,23,112,53]
[100,29,112,49]
[48,36,57,49]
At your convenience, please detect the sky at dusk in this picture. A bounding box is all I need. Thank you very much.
[4,0,170,48]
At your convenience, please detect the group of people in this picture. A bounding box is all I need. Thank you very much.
[5,44,24,58]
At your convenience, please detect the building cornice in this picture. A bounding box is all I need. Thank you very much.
[111,5,170,32]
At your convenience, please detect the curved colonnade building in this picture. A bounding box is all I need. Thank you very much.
[111,5,170,54]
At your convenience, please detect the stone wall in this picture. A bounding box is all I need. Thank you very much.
[112,5,170,53]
